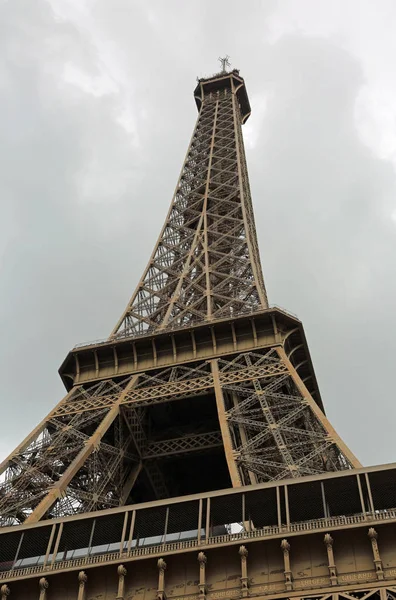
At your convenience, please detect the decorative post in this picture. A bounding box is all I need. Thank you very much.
[280,539,293,591]
[39,578,49,600]
[324,534,338,586]
[198,552,207,600]
[157,558,167,600]
[116,565,127,600]
[239,545,249,597]
[368,528,384,580]
[77,571,88,600]
[0,585,10,600]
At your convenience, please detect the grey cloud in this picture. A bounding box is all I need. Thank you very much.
[249,35,396,464]
[0,0,395,467]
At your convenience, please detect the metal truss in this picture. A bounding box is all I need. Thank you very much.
[111,75,268,339]
[0,347,360,525]
[0,405,137,525]
[0,71,362,528]
[0,376,161,525]
[212,347,361,484]
[143,431,222,458]
[296,588,396,600]
[120,405,168,499]
[51,359,289,418]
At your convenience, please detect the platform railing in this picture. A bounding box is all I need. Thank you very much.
[2,507,396,582]
[72,305,298,350]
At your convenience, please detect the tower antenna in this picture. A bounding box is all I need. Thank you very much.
[218,55,231,73]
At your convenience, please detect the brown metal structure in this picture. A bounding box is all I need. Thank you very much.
[111,70,267,339]
[1,66,391,598]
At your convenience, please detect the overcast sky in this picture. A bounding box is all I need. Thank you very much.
[1,0,396,469]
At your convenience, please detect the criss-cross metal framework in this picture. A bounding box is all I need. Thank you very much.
[0,69,361,529]
[111,71,267,339]
[0,347,359,526]
[217,348,358,484]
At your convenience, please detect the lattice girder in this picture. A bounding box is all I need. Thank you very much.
[0,70,362,529]
[111,73,268,339]
[0,342,360,525]
[211,347,360,486]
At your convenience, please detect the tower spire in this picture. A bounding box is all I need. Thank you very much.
[218,55,231,73]
[111,70,267,340]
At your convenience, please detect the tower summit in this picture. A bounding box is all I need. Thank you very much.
[4,66,395,600]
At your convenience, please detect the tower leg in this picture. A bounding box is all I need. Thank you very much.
[211,359,242,487]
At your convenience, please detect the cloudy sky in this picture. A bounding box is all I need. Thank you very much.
[1,0,396,468]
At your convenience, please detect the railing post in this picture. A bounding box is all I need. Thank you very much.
[39,578,49,600]
[365,473,375,513]
[157,558,167,600]
[197,552,207,600]
[239,545,249,597]
[163,507,169,545]
[43,525,56,569]
[368,528,384,580]
[356,475,366,518]
[0,585,10,600]
[127,510,136,553]
[119,511,129,556]
[320,481,328,519]
[324,534,338,585]
[205,498,211,543]
[87,519,96,556]
[284,486,290,530]
[197,498,203,543]
[50,522,63,568]
[276,486,281,528]
[116,564,127,600]
[280,539,293,591]
[77,571,88,600]
[12,532,24,570]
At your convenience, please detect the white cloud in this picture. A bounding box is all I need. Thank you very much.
[63,61,119,97]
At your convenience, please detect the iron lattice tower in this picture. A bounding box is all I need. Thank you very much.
[0,68,361,528]
[111,70,268,338]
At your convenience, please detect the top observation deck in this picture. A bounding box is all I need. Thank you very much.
[193,69,251,123]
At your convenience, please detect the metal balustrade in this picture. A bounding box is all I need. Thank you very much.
[1,464,396,582]
[72,305,296,350]
[2,508,396,582]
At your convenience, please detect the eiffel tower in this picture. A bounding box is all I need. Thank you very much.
[0,64,395,600]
